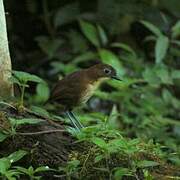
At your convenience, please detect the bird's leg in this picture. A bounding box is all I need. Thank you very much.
[66,111,81,131]
[69,111,84,129]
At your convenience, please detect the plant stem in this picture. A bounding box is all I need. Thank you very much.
[20,85,25,106]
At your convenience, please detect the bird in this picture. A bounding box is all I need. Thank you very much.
[49,63,122,131]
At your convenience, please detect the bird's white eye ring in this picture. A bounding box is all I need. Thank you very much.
[104,68,111,74]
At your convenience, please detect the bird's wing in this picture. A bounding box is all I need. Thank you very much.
[49,71,86,103]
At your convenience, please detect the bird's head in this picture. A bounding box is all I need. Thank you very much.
[87,63,122,81]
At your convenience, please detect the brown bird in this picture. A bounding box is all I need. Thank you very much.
[49,63,122,131]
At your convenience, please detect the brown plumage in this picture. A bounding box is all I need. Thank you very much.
[49,63,121,131]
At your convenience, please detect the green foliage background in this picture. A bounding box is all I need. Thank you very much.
[1,0,180,179]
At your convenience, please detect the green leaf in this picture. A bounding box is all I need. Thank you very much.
[137,160,159,168]
[155,35,169,64]
[171,40,180,47]
[36,82,50,102]
[109,138,127,148]
[67,160,80,169]
[143,66,163,86]
[172,70,180,79]
[108,105,119,128]
[94,154,104,163]
[51,62,77,74]
[54,3,79,27]
[140,20,162,36]
[99,49,125,76]
[68,30,88,53]
[30,106,50,117]
[73,51,98,64]
[9,118,44,127]
[111,42,136,57]
[162,89,172,103]
[97,25,108,46]
[172,20,180,38]
[114,168,131,180]
[35,166,51,173]
[0,158,11,173]
[92,137,107,148]
[79,20,100,47]
[7,150,27,163]
[0,132,8,142]
[13,166,30,175]
[12,71,43,84]
[156,66,172,84]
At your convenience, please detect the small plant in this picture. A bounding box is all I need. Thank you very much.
[14,165,52,180]
[141,20,180,64]
[0,150,52,180]
[11,71,47,107]
[59,120,164,179]
[58,159,80,179]
[0,117,45,141]
[0,150,27,180]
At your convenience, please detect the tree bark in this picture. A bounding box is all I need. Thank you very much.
[0,0,13,98]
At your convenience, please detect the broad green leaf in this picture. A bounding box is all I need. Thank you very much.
[140,20,162,36]
[0,158,11,173]
[79,20,100,47]
[36,82,50,102]
[99,49,125,76]
[92,137,107,148]
[7,150,27,163]
[97,25,108,46]
[12,71,43,84]
[155,35,169,64]
[137,160,159,168]
[54,3,79,27]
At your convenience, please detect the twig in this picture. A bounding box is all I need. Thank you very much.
[17,129,66,136]
[0,101,16,110]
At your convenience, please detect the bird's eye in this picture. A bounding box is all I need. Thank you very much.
[104,68,111,75]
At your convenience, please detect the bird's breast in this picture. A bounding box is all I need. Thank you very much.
[79,78,108,105]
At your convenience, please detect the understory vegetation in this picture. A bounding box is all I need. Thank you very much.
[0,0,180,179]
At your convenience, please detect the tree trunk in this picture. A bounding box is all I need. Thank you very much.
[0,0,13,98]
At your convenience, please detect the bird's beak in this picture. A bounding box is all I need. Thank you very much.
[111,76,122,81]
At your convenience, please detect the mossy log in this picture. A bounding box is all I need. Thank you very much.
[0,106,77,172]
